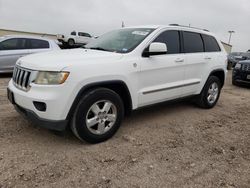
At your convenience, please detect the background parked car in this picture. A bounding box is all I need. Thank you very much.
[227,52,250,69]
[232,60,250,86]
[57,31,93,47]
[0,35,60,73]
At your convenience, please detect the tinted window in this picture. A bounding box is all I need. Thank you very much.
[0,38,26,50]
[85,28,155,53]
[28,39,49,49]
[202,35,221,52]
[71,31,76,36]
[153,30,180,54]
[183,32,204,53]
[78,32,91,37]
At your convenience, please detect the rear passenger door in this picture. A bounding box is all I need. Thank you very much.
[182,32,222,96]
[181,31,207,96]
[78,32,92,44]
[138,30,186,107]
[27,39,51,54]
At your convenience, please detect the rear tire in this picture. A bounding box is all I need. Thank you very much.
[195,76,222,109]
[71,88,124,143]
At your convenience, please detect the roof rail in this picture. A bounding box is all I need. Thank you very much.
[169,24,209,32]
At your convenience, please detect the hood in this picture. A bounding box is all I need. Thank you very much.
[17,49,123,71]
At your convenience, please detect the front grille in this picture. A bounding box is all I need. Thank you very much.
[242,64,250,72]
[12,66,32,91]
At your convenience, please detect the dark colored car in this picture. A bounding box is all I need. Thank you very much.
[232,60,250,86]
[228,52,250,69]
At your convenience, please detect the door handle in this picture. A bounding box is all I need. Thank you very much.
[205,57,212,60]
[175,58,184,63]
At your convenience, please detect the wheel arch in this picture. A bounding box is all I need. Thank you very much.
[208,69,226,87]
[68,38,75,43]
[66,80,133,120]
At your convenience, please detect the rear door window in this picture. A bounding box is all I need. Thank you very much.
[183,31,204,53]
[28,39,49,49]
[78,32,91,37]
[153,30,180,54]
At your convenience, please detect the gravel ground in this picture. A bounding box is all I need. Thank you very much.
[0,72,250,188]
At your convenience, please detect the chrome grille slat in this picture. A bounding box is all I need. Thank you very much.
[15,68,18,82]
[14,68,18,82]
[18,70,24,85]
[22,71,28,88]
[12,66,32,91]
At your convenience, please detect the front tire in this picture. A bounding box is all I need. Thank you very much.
[71,88,124,143]
[195,76,222,109]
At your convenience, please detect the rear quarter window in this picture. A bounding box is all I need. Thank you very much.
[28,39,49,49]
[202,35,221,52]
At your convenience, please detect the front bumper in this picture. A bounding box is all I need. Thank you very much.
[14,104,68,131]
[233,69,250,85]
[7,78,78,131]
[7,86,69,131]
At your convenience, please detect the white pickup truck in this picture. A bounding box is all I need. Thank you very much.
[57,31,92,46]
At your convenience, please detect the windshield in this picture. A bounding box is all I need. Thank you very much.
[85,28,155,53]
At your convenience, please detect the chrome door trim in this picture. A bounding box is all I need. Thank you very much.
[142,81,200,95]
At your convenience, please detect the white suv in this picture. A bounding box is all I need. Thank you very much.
[7,25,227,143]
[57,31,92,46]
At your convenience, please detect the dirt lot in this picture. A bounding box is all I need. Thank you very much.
[0,72,249,188]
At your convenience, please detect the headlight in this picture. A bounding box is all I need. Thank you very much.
[34,71,69,85]
[235,63,242,69]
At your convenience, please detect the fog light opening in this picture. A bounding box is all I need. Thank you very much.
[33,101,47,112]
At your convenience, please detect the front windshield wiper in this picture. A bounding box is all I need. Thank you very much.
[89,47,111,52]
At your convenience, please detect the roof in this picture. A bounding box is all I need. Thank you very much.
[0,35,54,41]
[125,24,213,35]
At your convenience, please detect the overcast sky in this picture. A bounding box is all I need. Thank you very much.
[0,0,249,51]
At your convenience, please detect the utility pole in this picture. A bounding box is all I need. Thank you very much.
[228,31,235,44]
[122,21,125,28]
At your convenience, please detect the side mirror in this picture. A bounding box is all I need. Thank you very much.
[143,42,167,57]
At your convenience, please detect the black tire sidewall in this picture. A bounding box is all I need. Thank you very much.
[73,88,124,143]
[68,39,74,46]
[201,76,222,108]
